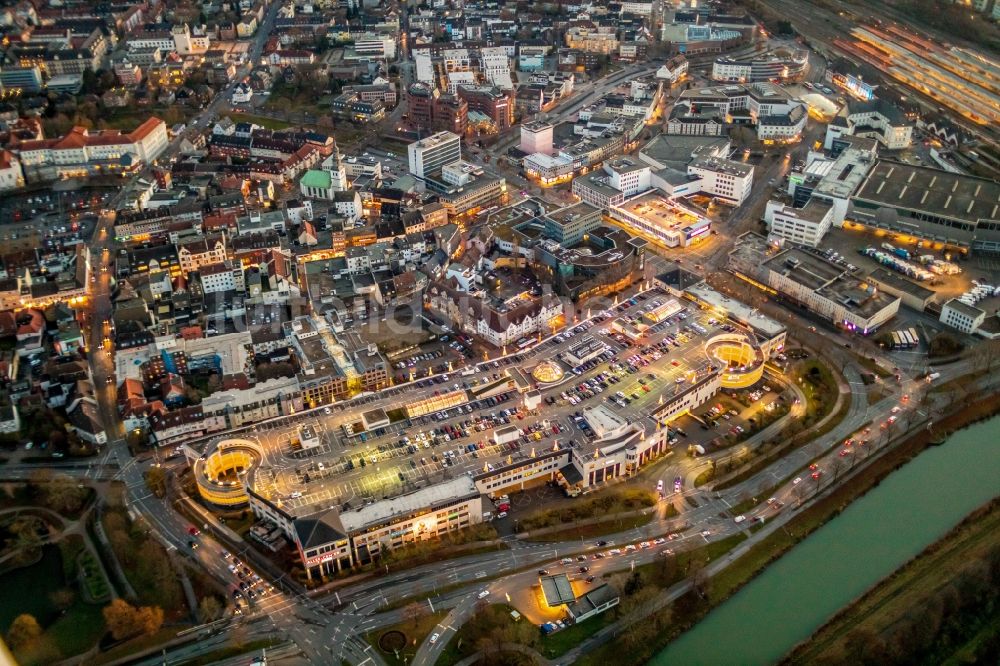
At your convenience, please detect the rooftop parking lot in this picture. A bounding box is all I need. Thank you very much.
[196,288,774,514]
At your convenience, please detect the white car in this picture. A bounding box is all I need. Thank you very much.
[734,515,746,523]
[290,491,303,499]
[429,633,440,644]
[477,590,490,599]
[324,407,332,415]
[496,511,508,519]
[793,477,802,485]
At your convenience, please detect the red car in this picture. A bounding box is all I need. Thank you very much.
[809,463,818,471]
[187,526,200,536]
[811,471,822,479]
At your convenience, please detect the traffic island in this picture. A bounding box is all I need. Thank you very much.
[364,610,447,666]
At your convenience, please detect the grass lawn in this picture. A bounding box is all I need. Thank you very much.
[382,580,473,612]
[225,112,293,130]
[0,545,64,630]
[364,610,447,664]
[929,369,986,395]
[522,513,653,542]
[261,98,329,116]
[219,511,255,537]
[2,544,107,665]
[436,605,529,666]
[693,468,715,487]
[856,356,892,378]
[44,602,106,661]
[519,488,656,531]
[539,611,616,658]
[789,358,839,424]
[379,536,505,570]
[867,385,890,405]
[729,491,773,517]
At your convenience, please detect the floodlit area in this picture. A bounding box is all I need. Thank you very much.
[609,193,711,248]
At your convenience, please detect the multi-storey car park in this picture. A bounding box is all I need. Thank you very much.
[184,282,786,579]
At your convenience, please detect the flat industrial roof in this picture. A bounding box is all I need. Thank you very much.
[684,282,786,339]
[614,191,703,231]
[583,404,629,437]
[814,145,877,200]
[765,248,900,318]
[639,134,729,171]
[943,298,986,319]
[575,173,625,199]
[764,247,848,291]
[776,198,833,223]
[690,155,753,178]
[854,160,1000,227]
[540,574,577,606]
[867,268,936,302]
[547,201,601,226]
[337,475,480,534]
[566,583,618,617]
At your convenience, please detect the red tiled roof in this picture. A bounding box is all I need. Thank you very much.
[130,117,164,142]
[15,118,164,153]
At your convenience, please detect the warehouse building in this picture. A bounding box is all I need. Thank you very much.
[848,161,1000,256]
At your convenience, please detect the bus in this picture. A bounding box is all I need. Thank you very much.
[891,330,916,350]
[516,337,535,350]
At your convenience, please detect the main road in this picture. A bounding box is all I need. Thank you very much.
[405,349,974,665]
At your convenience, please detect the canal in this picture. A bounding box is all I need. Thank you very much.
[651,416,1000,666]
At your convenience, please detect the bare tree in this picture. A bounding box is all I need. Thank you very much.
[402,601,428,628]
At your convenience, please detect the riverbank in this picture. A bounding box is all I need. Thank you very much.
[577,390,1000,666]
[782,498,1000,664]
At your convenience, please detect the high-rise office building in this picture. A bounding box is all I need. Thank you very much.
[407,131,462,180]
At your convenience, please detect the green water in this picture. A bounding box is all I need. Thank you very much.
[651,417,1000,666]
